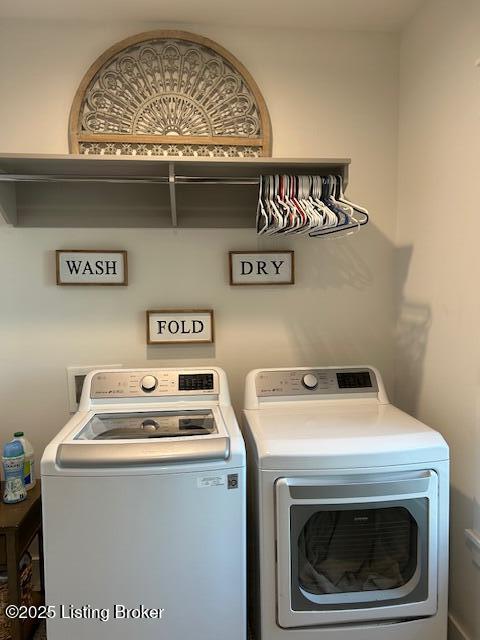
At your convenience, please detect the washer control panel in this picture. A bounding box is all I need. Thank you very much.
[255,368,378,397]
[90,370,218,398]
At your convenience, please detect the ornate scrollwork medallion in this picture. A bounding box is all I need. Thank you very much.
[69,30,272,157]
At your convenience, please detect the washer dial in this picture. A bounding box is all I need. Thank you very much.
[302,373,318,390]
[140,375,158,392]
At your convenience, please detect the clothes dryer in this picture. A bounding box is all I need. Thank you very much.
[243,366,448,640]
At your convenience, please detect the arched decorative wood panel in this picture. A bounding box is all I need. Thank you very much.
[69,30,272,157]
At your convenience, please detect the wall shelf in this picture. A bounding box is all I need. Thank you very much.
[0,154,350,229]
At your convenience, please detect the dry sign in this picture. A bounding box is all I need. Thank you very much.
[147,310,214,345]
[229,251,294,285]
[56,250,128,285]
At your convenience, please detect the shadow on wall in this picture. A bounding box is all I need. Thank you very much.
[300,229,374,292]
[284,224,390,371]
[394,299,431,413]
[394,245,431,415]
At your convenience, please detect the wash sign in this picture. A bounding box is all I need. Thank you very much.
[56,250,128,285]
[229,251,294,285]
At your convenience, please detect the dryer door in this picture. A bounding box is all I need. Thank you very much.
[275,470,438,628]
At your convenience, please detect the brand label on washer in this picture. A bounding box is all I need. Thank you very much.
[197,475,226,488]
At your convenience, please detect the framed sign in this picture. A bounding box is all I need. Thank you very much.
[229,251,294,285]
[56,250,128,286]
[147,309,214,345]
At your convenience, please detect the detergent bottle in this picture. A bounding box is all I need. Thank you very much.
[3,439,27,504]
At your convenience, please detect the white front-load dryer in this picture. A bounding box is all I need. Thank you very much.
[243,366,449,640]
[42,367,246,640]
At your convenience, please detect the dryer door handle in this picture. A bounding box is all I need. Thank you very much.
[285,471,435,500]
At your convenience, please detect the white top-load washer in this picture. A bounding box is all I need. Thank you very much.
[41,367,245,640]
[243,366,449,640]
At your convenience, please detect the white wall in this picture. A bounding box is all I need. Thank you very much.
[0,20,400,459]
[396,1,480,638]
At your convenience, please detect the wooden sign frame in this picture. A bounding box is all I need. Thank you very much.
[56,249,128,286]
[146,309,215,345]
[229,250,295,286]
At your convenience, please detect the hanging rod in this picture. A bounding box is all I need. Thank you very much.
[0,173,345,185]
[176,176,259,184]
[0,174,261,185]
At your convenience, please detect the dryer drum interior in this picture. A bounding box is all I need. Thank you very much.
[297,506,418,594]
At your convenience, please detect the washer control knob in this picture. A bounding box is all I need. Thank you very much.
[302,373,318,390]
[140,375,158,392]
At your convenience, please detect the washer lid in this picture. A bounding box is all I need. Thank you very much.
[76,409,217,440]
[243,402,449,470]
[57,407,230,468]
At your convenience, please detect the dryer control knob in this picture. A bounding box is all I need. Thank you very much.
[302,373,318,390]
[140,375,158,392]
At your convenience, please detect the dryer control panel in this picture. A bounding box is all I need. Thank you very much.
[89,370,218,399]
[255,368,378,397]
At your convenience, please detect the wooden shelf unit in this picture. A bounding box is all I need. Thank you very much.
[0,154,350,229]
[0,482,44,640]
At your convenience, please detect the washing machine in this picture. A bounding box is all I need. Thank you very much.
[41,367,246,640]
[243,366,449,640]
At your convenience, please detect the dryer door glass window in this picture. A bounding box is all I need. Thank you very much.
[290,499,428,609]
[299,506,416,594]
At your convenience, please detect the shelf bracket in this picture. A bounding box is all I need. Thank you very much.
[0,182,17,226]
[168,163,177,227]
